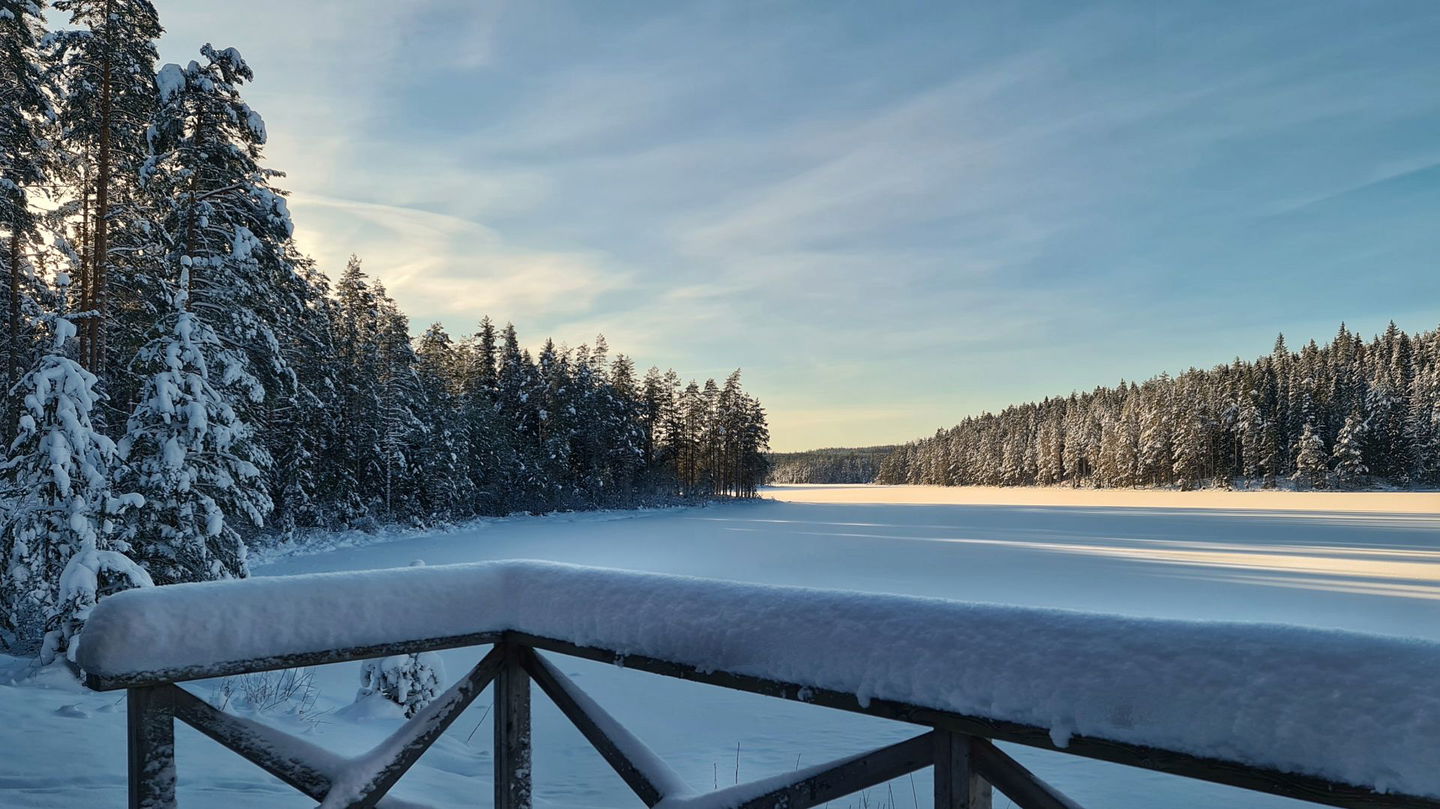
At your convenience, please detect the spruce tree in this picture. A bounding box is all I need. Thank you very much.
[1,277,146,658]
[0,0,51,441]
[357,652,445,718]
[1330,412,1369,489]
[1292,421,1328,490]
[118,268,270,584]
[48,0,164,398]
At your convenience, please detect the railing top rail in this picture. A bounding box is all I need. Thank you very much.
[78,559,1440,804]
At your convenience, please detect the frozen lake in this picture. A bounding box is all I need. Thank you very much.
[4,485,1438,808]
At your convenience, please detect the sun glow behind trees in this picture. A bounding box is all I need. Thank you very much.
[0,0,768,656]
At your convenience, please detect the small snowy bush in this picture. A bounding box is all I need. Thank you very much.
[356,652,445,718]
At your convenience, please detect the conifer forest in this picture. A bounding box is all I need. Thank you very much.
[766,446,895,484]
[0,0,768,657]
[877,325,1440,491]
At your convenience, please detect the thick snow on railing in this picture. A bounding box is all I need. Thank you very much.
[78,560,1440,799]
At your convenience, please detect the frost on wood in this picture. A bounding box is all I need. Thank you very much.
[77,559,1440,800]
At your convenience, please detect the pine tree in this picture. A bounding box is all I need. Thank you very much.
[118,268,271,584]
[329,257,385,523]
[145,46,304,426]
[357,651,445,718]
[414,323,474,521]
[265,255,338,535]
[1,277,146,658]
[0,0,52,443]
[1292,421,1327,490]
[1330,412,1369,489]
[48,0,164,397]
[372,285,425,522]
[1137,391,1172,487]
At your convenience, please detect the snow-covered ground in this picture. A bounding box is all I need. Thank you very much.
[769,482,1440,513]
[4,484,1438,808]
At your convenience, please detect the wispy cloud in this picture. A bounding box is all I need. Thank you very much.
[156,0,1440,449]
[289,194,629,323]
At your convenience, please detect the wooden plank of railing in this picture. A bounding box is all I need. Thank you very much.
[935,730,992,809]
[86,630,505,691]
[731,732,936,809]
[970,738,1082,809]
[169,684,337,801]
[341,646,506,809]
[495,642,533,809]
[128,685,177,809]
[523,648,683,806]
[509,631,1437,809]
[107,627,1440,809]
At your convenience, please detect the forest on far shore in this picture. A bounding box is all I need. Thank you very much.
[877,323,1439,491]
[766,446,894,484]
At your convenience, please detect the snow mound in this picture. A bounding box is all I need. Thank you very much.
[77,560,1440,798]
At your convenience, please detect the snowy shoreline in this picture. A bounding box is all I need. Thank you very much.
[248,502,727,569]
[765,483,1440,514]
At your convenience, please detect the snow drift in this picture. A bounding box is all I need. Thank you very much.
[77,559,1440,798]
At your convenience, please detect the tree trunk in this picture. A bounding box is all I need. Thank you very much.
[76,154,91,361]
[88,0,116,378]
[4,227,17,445]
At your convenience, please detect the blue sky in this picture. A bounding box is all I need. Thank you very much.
[157,1,1440,451]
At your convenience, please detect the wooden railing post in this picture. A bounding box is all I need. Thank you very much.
[495,643,532,809]
[128,686,177,809]
[934,730,991,809]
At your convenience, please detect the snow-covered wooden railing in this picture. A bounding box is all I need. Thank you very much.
[76,560,1440,809]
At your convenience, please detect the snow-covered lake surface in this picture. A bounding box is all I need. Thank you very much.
[5,484,1439,808]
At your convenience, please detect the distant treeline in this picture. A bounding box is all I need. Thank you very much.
[877,323,1440,491]
[767,446,895,484]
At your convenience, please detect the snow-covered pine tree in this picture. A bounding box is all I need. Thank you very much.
[119,46,296,582]
[1114,397,1141,487]
[373,284,426,522]
[118,267,270,584]
[1330,412,1369,490]
[1237,387,1273,485]
[1137,389,1172,487]
[455,317,514,516]
[637,366,670,479]
[0,0,52,443]
[1292,421,1328,490]
[534,338,576,508]
[266,254,339,535]
[47,0,164,397]
[144,46,305,431]
[495,323,546,512]
[357,651,445,718]
[1363,374,1408,482]
[0,275,148,659]
[414,323,475,522]
[329,257,385,523]
[1165,376,1206,489]
[1407,337,1440,485]
[141,46,336,537]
